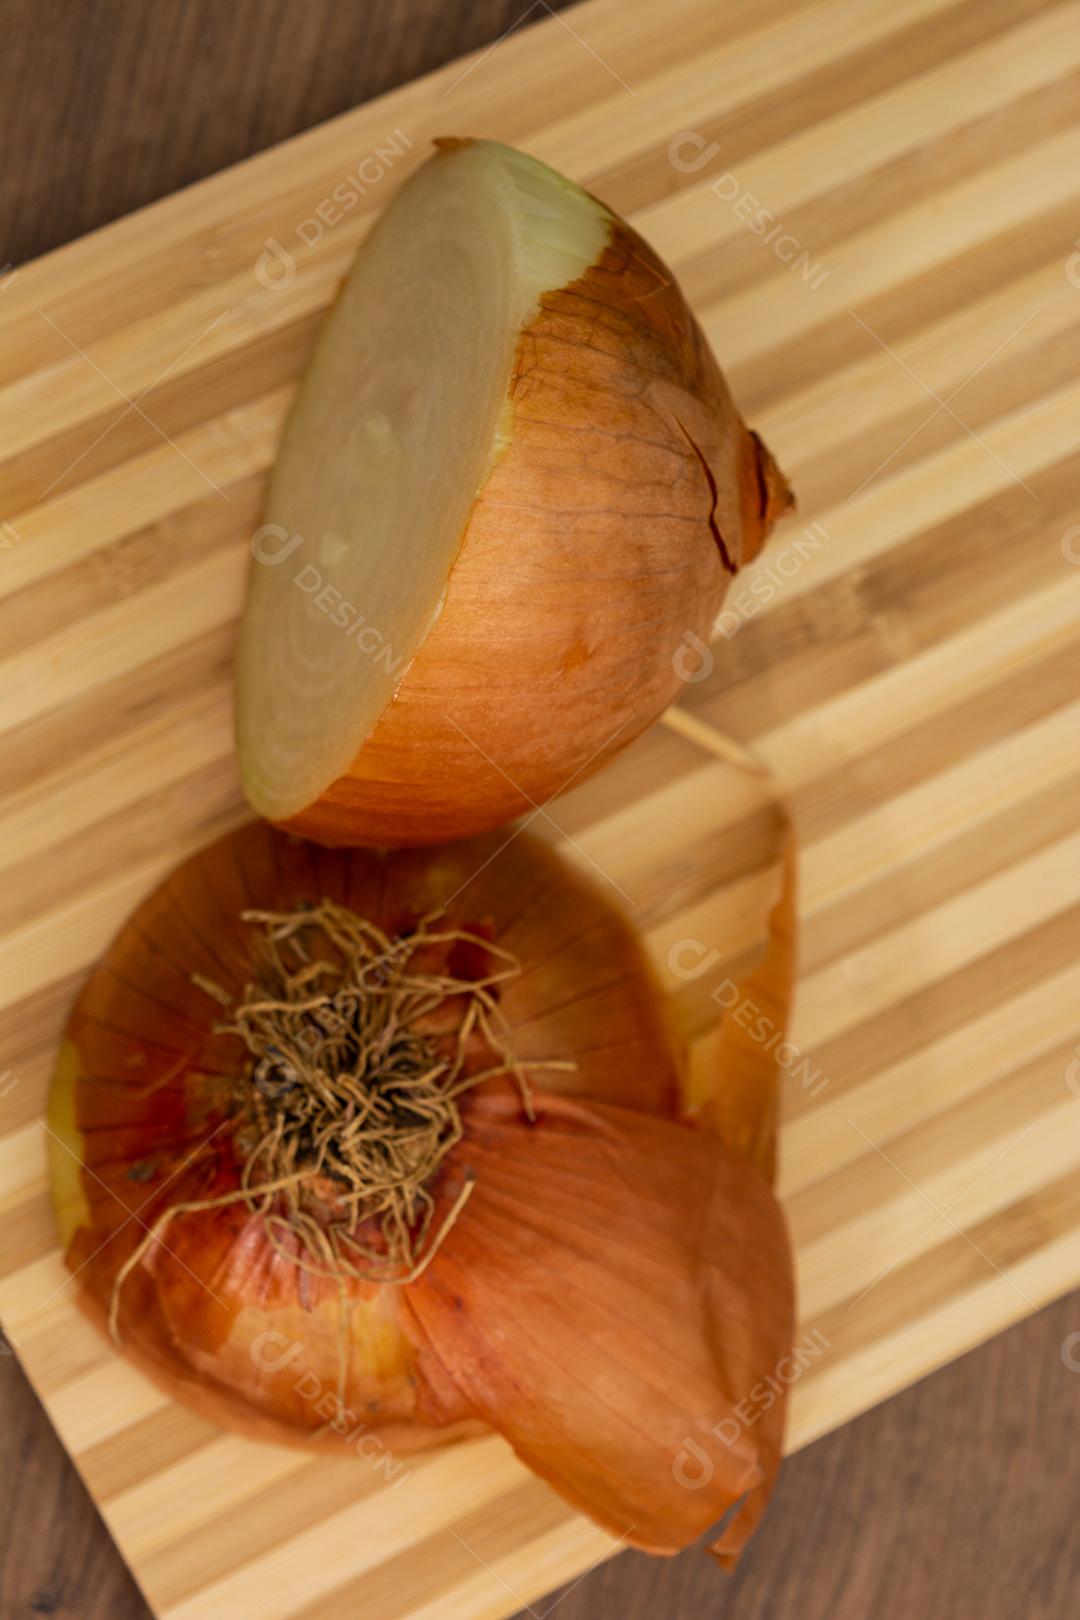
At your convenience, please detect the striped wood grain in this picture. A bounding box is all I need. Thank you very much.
[1,0,1080,1614]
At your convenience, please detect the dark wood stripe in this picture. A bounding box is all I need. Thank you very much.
[786,900,1080,1120]
[802,1162,1080,1358]
[600,0,1058,222]
[787,1036,1080,1244]
[688,454,1080,751]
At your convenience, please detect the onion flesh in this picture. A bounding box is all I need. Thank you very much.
[236,139,792,847]
[238,141,609,825]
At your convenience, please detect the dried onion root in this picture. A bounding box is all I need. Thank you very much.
[48,821,795,1561]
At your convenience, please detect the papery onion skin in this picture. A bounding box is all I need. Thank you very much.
[403,1088,795,1558]
[49,820,795,1560]
[697,828,798,1563]
[49,822,683,1450]
[258,139,792,848]
[699,836,798,1189]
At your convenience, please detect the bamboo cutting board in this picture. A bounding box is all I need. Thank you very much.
[3,0,1080,1613]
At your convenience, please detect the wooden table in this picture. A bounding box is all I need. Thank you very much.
[2,3,1078,1618]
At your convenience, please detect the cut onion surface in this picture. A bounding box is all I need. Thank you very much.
[237,138,792,846]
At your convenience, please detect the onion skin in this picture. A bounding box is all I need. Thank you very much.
[696,828,797,1562]
[49,821,795,1560]
[50,823,682,1447]
[278,164,792,848]
[700,835,797,1188]
[403,1089,794,1558]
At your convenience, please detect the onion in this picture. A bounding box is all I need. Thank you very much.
[236,138,792,847]
[49,821,794,1560]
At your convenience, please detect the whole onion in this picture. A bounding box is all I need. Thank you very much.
[49,821,794,1560]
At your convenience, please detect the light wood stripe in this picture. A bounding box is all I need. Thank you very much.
[794,1099,1080,1315]
[758,254,1080,458]
[633,1,1080,258]
[1,0,1078,1615]
[161,1442,528,1620]
[781,963,1080,1190]
[793,1215,1080,1447]
[0,391,288,600]
[794,828,1080,1048]
[719,148,1079,379]
[535,0,955,174]
[753,571,1080,781]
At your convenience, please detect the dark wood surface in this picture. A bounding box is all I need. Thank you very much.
[3,1292,1079,1620]
[2,4,1077,1617]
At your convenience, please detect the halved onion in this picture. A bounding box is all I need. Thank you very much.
[236,139,792,846]
[49,821,795,1559]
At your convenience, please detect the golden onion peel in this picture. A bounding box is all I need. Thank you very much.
[236,138,792,847]
[49,820,795,1559]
